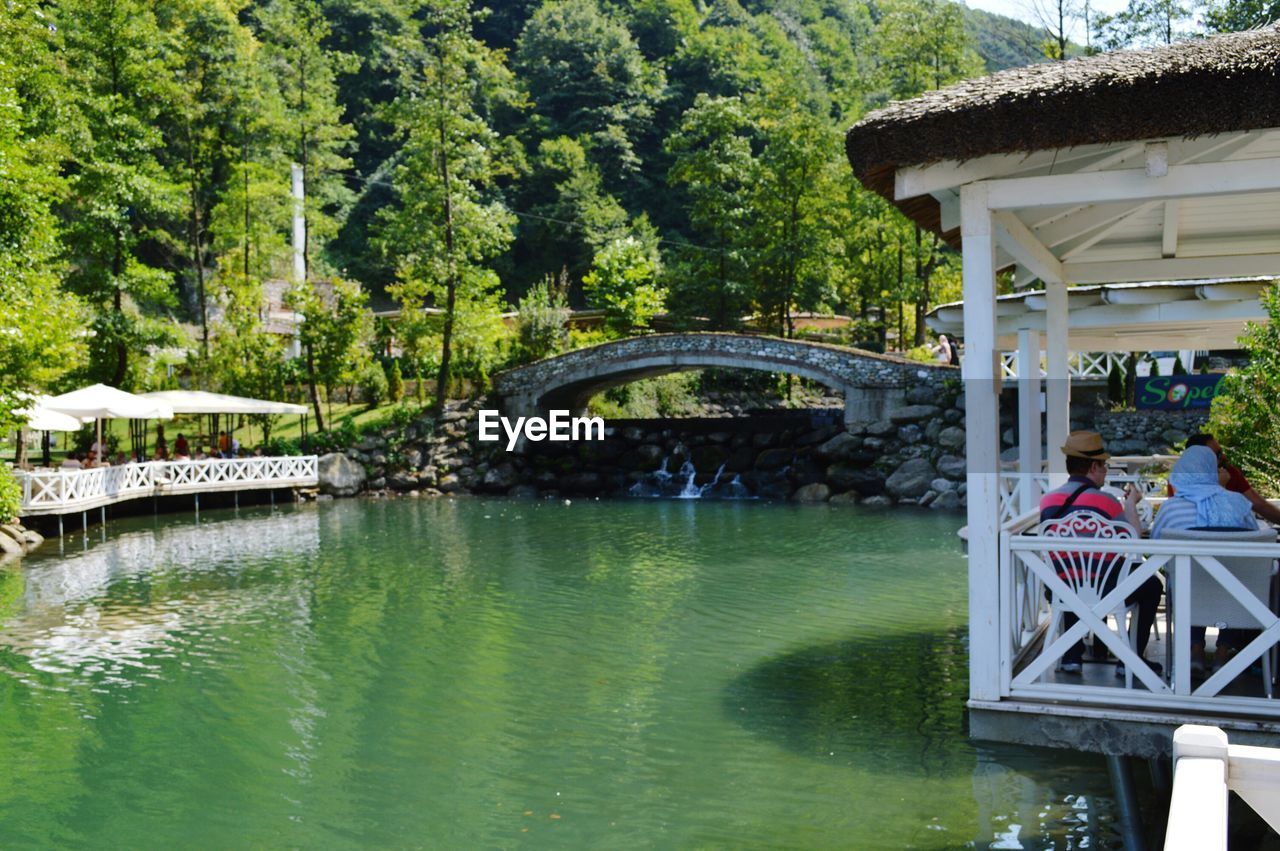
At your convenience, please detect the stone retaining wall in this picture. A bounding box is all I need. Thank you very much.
[1094,409,1211,455]
[326,384,969,511]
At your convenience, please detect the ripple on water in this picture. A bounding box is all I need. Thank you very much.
[0,499,1138,848]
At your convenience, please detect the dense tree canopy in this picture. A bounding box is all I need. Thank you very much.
[0,0,1260,430]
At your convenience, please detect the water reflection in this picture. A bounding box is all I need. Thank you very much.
[0,499,1139,848]
[727,630,1124,848]
[0,507,320,685]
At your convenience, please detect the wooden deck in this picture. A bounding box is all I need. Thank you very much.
[16,457,319,517]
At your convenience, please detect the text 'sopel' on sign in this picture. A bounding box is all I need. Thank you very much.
[1136,374,1225,410]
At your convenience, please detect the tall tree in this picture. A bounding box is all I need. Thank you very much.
[1202,0,1280,31]
[873,0,983,100]
[255,0,355,282]
[1093,0,1197,49]
[56,0,185,388]
[0,1,88,432]
[515,0,666,204]
[664,94,755,329]
[516,136,629,295]
[159,0,260,360]
[378,0,522,409]
[744,85,843,337]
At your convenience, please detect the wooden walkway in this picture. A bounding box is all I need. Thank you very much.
[16,457,319,517]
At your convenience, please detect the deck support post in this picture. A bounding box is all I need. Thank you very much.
[1107,754,1148,851]
[960,182,1002,703]
[1016,328,1042,514]
[1045,280,1070,487]
[81,511,87,533]
[194,493,199,518]
[57,515,63,538]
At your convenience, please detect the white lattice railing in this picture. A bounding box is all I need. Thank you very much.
[997,524,1280,716]
[16,457,319,516]
[999,351,1127,380]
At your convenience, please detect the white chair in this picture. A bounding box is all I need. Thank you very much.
[1037,513,1144,687]
[1161,526,1277,697]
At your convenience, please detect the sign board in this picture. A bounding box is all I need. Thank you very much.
[1136,374,1226,410]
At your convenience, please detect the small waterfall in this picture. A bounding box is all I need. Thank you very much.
[722,474,750,499]
[630,458,752,500]
[628,456,673,497]
[697,464,726,497]
[675,460,700,499]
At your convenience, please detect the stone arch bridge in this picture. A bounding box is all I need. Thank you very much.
[492,333,957,430]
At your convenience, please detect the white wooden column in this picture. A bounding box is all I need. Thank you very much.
[1016,328,1042,514]
[1044,279,1070,486]
[961,183,1002,702]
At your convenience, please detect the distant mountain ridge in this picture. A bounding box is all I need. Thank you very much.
[961,4,1060,71]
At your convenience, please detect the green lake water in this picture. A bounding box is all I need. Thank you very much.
[0,498,1124,848]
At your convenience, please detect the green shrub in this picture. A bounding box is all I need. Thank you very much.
[1210,287,1280,496]
[514,276,570,363]
[262,436,302,457]
[1107,360,1124,405]
[0,469,20,524]
[358,361,389,406]
[387,360,404,403]
[903,344,937,364]
[1172,355,1187,375]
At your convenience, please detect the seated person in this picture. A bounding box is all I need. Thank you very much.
[60,453,83,470]
[174,433,190,457]
[1152,444,1260,672]
[1040,431,1164,676]
[1178,433,1280,526]
[83,449,99,469]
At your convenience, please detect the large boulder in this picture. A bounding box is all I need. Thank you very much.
[0,529,22,556]
[790,483,830,503]
[815,431,862,462]
[318,452,367,497]
[937,426,966,451]
[889,404,942,424]
[937,454,967,480]
[885,458,938,500]
[755,448,792,471]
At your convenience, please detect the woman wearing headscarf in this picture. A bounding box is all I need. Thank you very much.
[1152,444,1260,672]
[1151,445,1258,537]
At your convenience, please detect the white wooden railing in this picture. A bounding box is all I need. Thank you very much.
[999,351,1127,380]
[997,519,1280,717]
[16,456,319,516]
[1166,725,1280,850]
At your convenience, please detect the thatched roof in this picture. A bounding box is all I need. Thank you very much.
[846,25,1280,236]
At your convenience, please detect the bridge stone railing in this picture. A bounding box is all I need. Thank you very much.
[492,333,956,432]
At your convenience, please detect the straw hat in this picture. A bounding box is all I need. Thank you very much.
[1061,430,1111,461]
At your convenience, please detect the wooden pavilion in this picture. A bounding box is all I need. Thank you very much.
[846,24,1280,759]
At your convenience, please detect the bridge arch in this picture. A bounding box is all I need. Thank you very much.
[491,333,955,432]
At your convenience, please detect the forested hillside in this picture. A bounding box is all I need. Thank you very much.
[0,0,1262,430]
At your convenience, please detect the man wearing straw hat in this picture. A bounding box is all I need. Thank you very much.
[1039,431,1164,676]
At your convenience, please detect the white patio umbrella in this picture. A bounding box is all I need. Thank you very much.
[139,390,307,416]
[43,383,174,456]
[17,398,86,432]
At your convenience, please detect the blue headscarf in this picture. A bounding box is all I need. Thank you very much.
[1167,445,1254,529]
